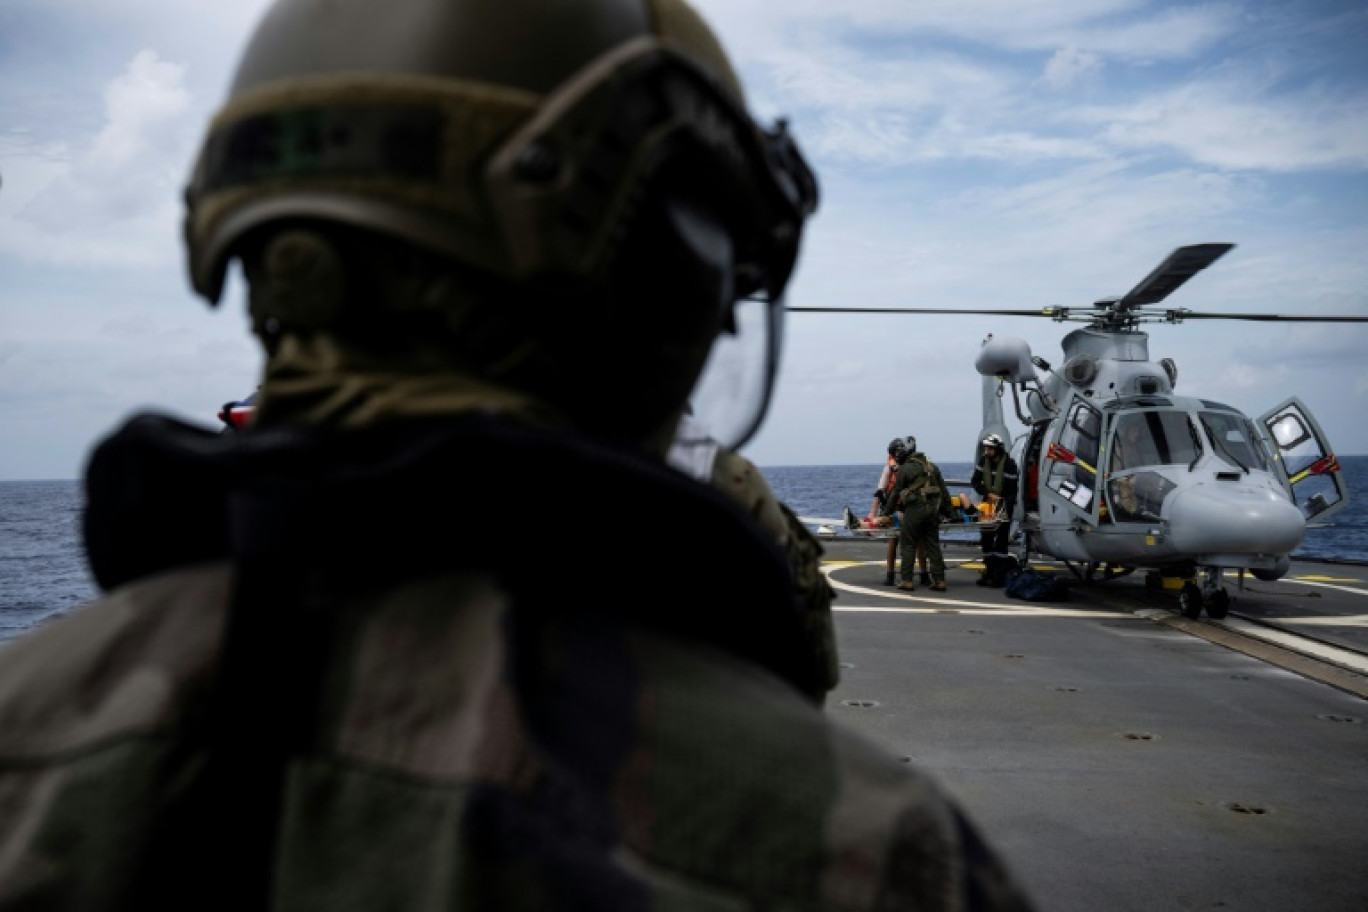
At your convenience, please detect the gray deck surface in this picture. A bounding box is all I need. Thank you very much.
[818,539,1368,912]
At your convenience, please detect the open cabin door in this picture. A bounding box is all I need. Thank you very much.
[1040,394,1104,529]
[1258,397,1350,523]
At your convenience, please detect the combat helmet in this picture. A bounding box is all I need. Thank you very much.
[183,0,818,448]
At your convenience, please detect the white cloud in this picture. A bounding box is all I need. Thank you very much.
[91,51,191,171]
[4,50,193,267]
[1042,47,1103,89]
[3,0,1368,479]
[698,0,1236,61]
[0,134,70,166]
[809,113,922,166]
[1090,80,1368,171]
[703,4,1262,177]
[1050,4,1236,60]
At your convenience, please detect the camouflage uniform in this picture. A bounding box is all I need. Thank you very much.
[708,446,840,697]
[894,452,955,588]
[0,413,1034,911]
[0,0,1035,906]
[668,413,838,695]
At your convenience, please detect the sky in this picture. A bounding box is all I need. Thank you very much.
[2,0,1367,480]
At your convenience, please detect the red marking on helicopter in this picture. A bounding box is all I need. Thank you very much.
[1312,455,1340,475]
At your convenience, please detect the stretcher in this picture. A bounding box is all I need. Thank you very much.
[801,500,1008,541]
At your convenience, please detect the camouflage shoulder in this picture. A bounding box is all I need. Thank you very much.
[0,563,231,761]
[708,445,789,542]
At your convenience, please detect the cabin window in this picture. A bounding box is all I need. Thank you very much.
[1200,411,1269,472]
[1260,403,1344,518]
[1046,401,1102,510]
[1108,410,1201,472]
[1268,412,1312,450]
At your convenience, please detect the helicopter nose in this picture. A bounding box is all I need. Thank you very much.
[1167,484,1306,556]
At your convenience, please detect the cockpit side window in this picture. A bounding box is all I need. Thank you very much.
[1109,410,1201,472]
[1200,411,1270,472]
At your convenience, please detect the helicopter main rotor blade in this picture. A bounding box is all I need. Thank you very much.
[786,306,1058,316]
[785,304,1368,324]
[1117,243,1234,310]
[1164,310,1368,323]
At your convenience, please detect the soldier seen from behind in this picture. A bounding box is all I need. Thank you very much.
[0,0,1036,908]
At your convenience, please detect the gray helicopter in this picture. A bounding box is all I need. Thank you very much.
[792,243,1366,618]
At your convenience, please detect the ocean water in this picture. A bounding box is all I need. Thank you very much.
[0,481,93,643]
[2,456,1365,644]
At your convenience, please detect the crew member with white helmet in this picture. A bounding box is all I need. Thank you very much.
[972,433,1021,585]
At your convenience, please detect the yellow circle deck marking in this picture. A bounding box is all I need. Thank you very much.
[822,561,1129,618]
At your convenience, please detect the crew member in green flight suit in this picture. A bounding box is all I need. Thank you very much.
[893,437,955,592]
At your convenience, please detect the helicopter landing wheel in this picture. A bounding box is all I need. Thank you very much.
[1205,589,1231,620]
[1178,582,1203,619]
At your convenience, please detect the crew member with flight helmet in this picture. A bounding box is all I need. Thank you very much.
[893,436,954,592]
[868,436,907,585]
[0,1,1036,908]
[972,433,1020,583]
[868,436,907,523]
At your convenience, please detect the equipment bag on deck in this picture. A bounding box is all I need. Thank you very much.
[1004,567,1070,602]
[980,554,1019,588]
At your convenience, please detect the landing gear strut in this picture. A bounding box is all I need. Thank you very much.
[1179,567,1232,620]
[1178,582,1203,619]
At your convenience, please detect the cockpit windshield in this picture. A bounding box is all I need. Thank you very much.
[1199,410,1270,472]
[1108,410,1202,472]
